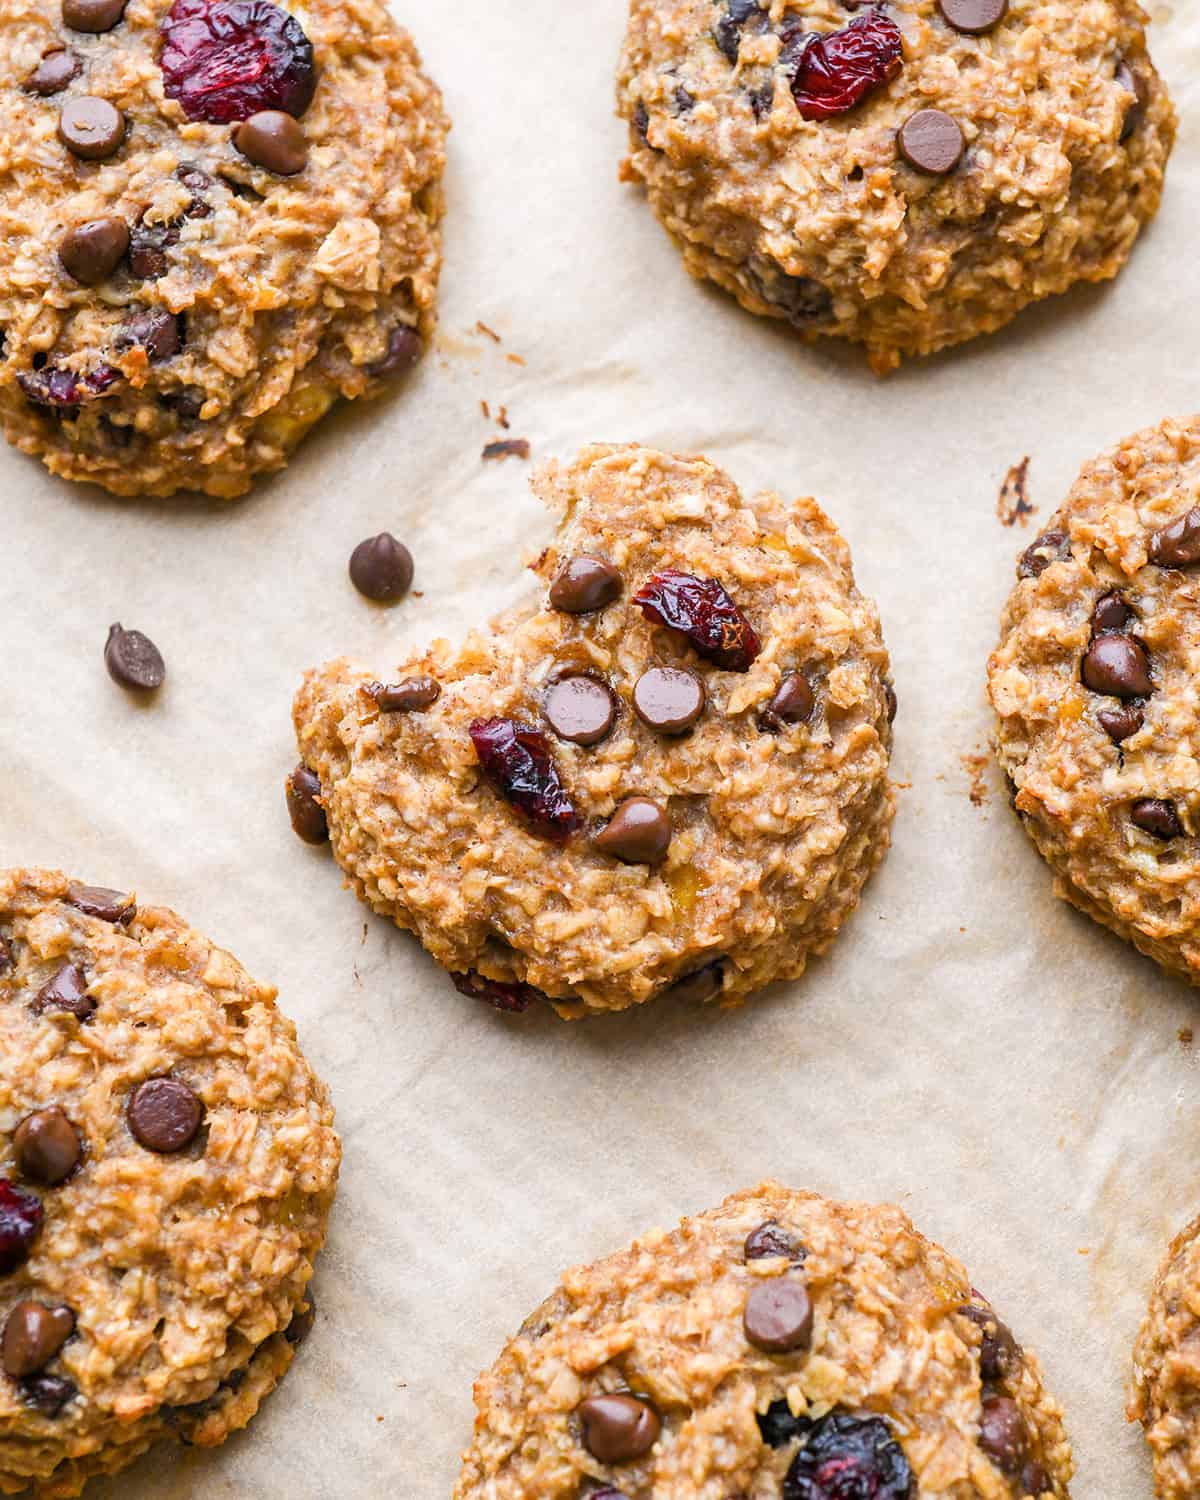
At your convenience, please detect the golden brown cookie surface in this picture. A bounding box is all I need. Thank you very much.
[0,0,447,498]
[618,0,1174,373]
[293,445,895,1018]
[1131,1211,1200,1500]
[455,1183,1074,1498]
[0,868,340,1497]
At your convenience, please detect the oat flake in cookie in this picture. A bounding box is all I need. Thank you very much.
[1130,1211,1200,1499]
[617,0,1174,374]
[989,416,1200,983]
[454,1182,1073,1498]
[0,868,339,1496]
[0,0,446,498]
[292,445,895,1018]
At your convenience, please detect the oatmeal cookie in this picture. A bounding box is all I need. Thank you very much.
[292,444,895,1018]
[455,1182,1073,1498]
[1131,1211,1200,1500]
[0,867,340,1496]
[617,0,1174,373]
[989,415,1200,983]
[0,0,447,498]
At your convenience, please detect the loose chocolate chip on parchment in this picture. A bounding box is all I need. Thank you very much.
[286,765,328,845]
[349,533,413,602]
[105,623,165,691]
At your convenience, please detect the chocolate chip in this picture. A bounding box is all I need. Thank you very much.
[1148,507,1200,568]
[633,667,705,735]
[128,216,178,280]
[67,884,134,925]
[1080,634,1152,698]
[349,533,413,603]
[1017,529,1070,580]
[58,96,125,160]
[365,326,421,379]
[1116,58,1147,141]
[24,49,81,96]
[13,1108,82,1186]
[1098,704,1143,743]
[542,676,616,747]
[665,961,723,1004]
[743,1279,813,1353]
[366,677,440,713]
[763,672,815,729]
[1131,798,1182,840]
[58,216,129,285]
[884,681,898,722]
[549,556,623,614]
[745,1220,805,1262]
[127,1077,203,1153]
[633,100,651,145]
[960,1303,1018,1381]
[937,0,1007,32]
[20,1373,76,1416]
[1021,1461,1049,1496]
[578,1393,661,1464]
[116,309,182,362]
[757,1398,811,1448]
[897,108,965,174]
[233,110,308,175]
[0,939,11,974]
[979,1396,1027,1474]
[32,964,94,1022]
[62,0,126,31]
[2,1303,74,1378]
[1091,591,1131,633]
[286,764,328,845]
[285,1291,316,1346]
[104,623,165,692]
[748,258,833,326]
[592,797,671,865]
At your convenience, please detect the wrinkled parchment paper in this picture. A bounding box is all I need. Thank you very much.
[2,1,1199,1493]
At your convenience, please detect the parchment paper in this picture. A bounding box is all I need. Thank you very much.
[2,1,1199,1493]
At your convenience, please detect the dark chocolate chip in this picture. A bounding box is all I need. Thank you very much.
[1148,507,1200,568]
[757,1398,811,1448]
[549,556,623,614]
[285,1290,316,1345]
[763,672,815,729]
[349,533,413,603]
[367,677,440,713]
[104,623,165,692]
[1116,58,1147,141]
[938,0,1007,32]
[1080,634,1151,698]
[748,258,833,326]
[884,681,898,722]
[365,326,421,379]
[62,0,126,31]
[286,765,328,845]
[1091,591,1131,633]
[743,1279,813,1353]
[58,96,125,160]
[542,676,616,747]
[116,309,182,361]
[20,1373,76,1416]
[745,1220,805,1262]
[58,217,129,285]
[633,667,705,735]
[67,884,134,925]
[1021,1461,1049,1496]
[32,964,94,1021]
[128,215,178,280]
[592,797,671,865]
[1017,529,1069,580]
[1098,704,1143,744]
[13,1108,82,1186]
[233,110,308,175]
[578,1393,661,1464]
[633,100,651,145]
[127,1077,203,1153]
[897,108,965,174]
[665,961,723,1004]
[24,48,81,96]
[2,1302,75,1378]
[1131,798,1182,840]
[960,1303,1018,1381]
[979,1396,1027,1474]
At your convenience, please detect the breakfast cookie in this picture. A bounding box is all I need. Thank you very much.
[291,444,895,1018]
[1131,1211,1200,1500]
[617,0,1174,373]
[0,0,447,498]
[0,867,340,1496]
[455,1182,1073,1498]
[989,415,1200,983]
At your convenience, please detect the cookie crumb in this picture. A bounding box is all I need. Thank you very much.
[506,352,526,367]
[1180,1027,1193,1047]
[480,399,491,420]
[475,320,502,343]
[962,753,989,806]
[483,438,531,462]
[996,457,1034,528]
[498,405,510,430]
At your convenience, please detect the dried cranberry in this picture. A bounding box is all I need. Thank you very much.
[469,718,579,841]
[159,0,316,125]
[0,1181,44,1274]
[18,363,118,410]
[758,1398,812,1448]
[783,1412,914,1499]
[451,971,544,1014]
[632,569,761,671]
[789,11,903,121]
